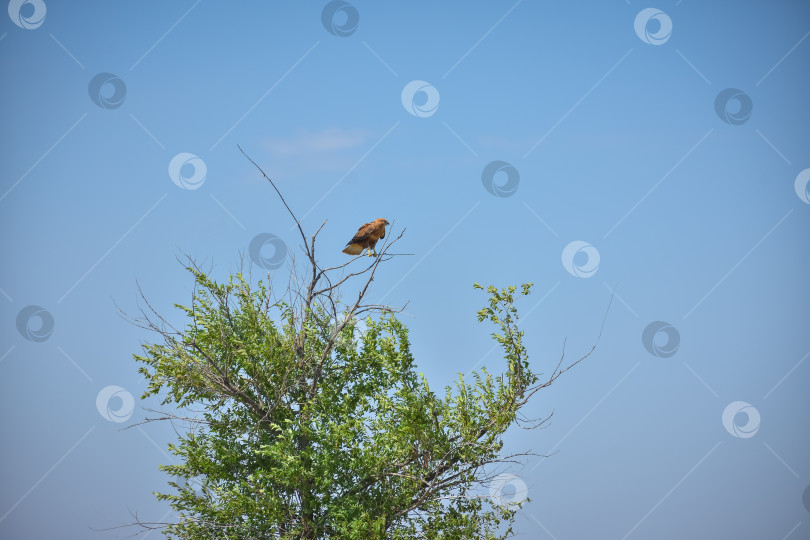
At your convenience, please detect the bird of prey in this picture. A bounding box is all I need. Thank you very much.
[342,218,389,257]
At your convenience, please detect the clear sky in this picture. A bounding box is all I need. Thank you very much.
[1,1,809,538]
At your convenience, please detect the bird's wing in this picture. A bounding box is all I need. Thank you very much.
[346,221,375,245]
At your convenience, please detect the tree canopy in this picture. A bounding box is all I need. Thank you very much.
[129,153,601,538]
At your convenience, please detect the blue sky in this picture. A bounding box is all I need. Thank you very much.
[1,1,809,538]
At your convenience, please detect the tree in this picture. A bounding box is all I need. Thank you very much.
[129,151,603,538]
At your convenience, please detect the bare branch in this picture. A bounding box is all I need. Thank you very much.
[239,145,310,258]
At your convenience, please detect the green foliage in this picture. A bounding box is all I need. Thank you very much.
[136,269,543,538]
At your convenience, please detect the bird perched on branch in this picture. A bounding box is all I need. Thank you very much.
[342,218,389,257]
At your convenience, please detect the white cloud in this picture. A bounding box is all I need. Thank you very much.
[265,127,372,157]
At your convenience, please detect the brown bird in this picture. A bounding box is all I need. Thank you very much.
[342,218,389,257]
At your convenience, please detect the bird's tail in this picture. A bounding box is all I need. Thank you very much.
[342,244,364,255]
